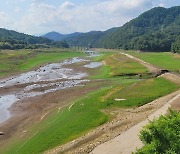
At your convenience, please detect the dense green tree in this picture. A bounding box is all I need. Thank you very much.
[57,40,69,48]
[136,111,180,154]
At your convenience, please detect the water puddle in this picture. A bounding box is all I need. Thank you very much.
[0,95,19,124]
[84,62,102,68]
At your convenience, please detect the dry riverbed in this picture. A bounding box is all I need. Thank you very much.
[0,51,103,147]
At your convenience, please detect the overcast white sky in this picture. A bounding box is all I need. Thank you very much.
[0,0,179,35]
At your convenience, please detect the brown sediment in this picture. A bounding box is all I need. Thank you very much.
[0,56,105,148]
[0,78,106,148]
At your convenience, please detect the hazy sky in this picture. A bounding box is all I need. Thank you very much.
[0,0,179,35]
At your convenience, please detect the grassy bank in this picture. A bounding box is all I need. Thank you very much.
[89,52,148,79]
[0,48,84,77]
[103,53,148,76]
[102,77,178,107]
[126,51,180,72]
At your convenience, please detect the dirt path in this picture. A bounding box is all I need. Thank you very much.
[160,72,180,85]
[120,52,161,73]
[121,52,180,85]
[91,90,180,154]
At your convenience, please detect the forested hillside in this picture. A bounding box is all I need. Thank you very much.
[43,32,83,42]
[171,36,180,53]
[64,31,103,47]
[43,32,65,41]
[43,28,118,47]
[46,6,179,52]
[96,6,180,52]
[0,29,69,49]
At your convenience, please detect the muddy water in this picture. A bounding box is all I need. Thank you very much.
[0,57,91,124]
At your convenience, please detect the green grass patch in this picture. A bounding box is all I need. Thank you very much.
[89,53,148,79]
[103,77,179,107]
[0,49,84,77]
[92,52,113,62]
[127,51,180,72]
[89,65,112,79]
[17,51,83,71]
[104,53,148,76]
[89,52,113,79]
[2,88,109,154]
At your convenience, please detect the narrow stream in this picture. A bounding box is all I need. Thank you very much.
[0,51,102,125]
[0,57,87,124]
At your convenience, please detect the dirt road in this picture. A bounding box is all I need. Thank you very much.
[120,52,161,73]
[121,52,180,85]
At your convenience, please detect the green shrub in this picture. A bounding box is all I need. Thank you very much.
[136,110,180,154]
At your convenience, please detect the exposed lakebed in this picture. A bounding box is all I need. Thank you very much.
[0,52,101,125]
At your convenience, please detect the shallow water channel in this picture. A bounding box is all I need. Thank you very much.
[0,51,101,124]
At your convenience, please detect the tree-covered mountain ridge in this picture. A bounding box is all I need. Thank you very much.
[44,6,180,52]
[95,6,180,52]
[0,28,69,49]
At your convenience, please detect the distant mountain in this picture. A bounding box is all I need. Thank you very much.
[63,31,104,47]
[65,28,120,47]
[43,32,65,41]
[60,28,120,47]
[42,32,83,42]
[49,6,179,52]
[0,28,52,44]
[0,28,70,49]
